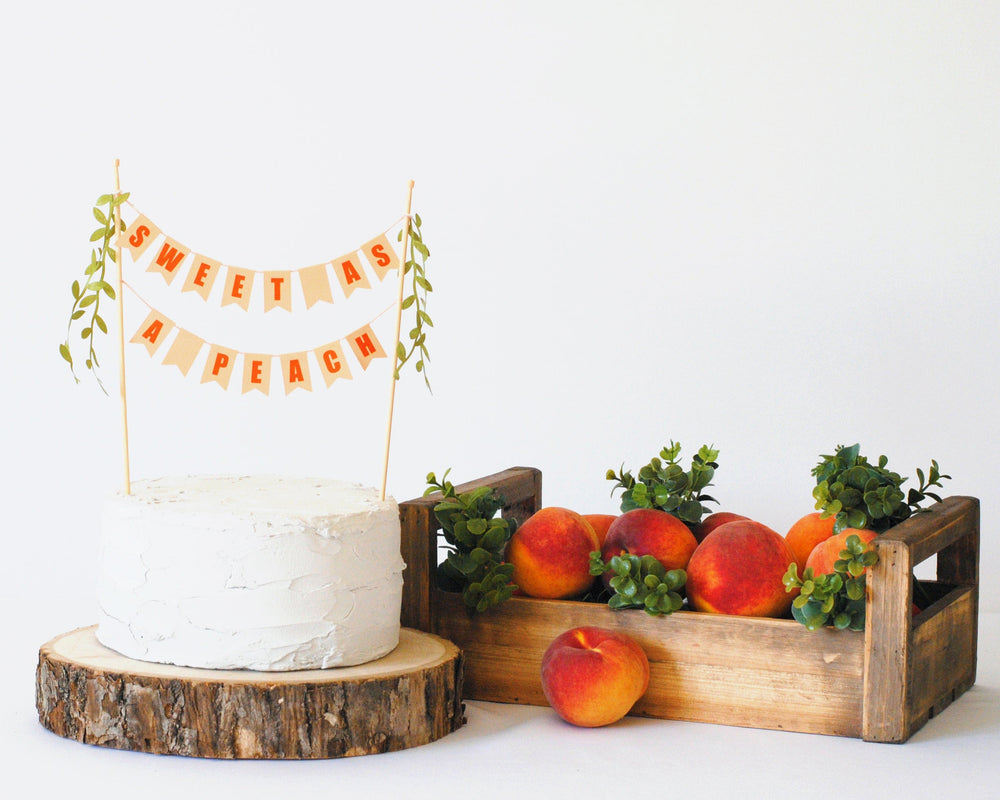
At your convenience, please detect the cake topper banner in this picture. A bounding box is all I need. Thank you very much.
[128,303,388,395]
[118,209,402,313]
[61,167,431,499]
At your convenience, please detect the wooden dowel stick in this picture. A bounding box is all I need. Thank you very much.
[113,158,131,495]
[379,180,415,501]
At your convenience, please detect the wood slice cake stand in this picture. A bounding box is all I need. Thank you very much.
[36,626,464,759]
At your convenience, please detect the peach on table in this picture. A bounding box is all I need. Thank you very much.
[540,626,650,728]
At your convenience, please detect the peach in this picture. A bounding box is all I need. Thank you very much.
[582,514,617,548]
[686,519,797,617]
[541,626,650,727]
[805,528,877,576]
[691,511,750,543]
[601,509,698,579]
[505,507,599,599]
[785,512,836,571]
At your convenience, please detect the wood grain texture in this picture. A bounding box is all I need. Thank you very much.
[36,627,464,759]
[399,471,979,743]
[863,536,914,741]
[433,590,865,737]
[878,496,979,567]
[909,587,977,731]
[863,496,980,742]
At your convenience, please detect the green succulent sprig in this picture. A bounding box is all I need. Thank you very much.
[812,443,950,533]
[425,469,517,614]
[589,552,686,616]
[783,534,878,631]
[607,442,720,525]
[60,192,129,392]
[395,213,432,390]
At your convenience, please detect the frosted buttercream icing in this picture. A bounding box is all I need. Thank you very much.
[96,475,405,671]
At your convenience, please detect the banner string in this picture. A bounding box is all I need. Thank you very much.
[122,279,398,359]
[123,199,408,274]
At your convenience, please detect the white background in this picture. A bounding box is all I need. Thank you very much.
[1,1,998,795]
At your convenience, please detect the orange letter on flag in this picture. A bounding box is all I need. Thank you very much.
[182,255,221,301]
[312,341,353,387]
[347,324,387,371]
[241,354,272,394]
[334,253,371,299]
[129,309,175,357]
[362,233,401,281]
[200,344,237,390]
[146,237,190,286]
[280,352,312,394]
[221,267,253,311]
[264,271,292,312]
[118,214,161,261]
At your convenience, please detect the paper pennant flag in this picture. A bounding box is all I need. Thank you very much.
[118,214,161,261]
[263,271,292,312]
[129,309,175,357]
[347,324,386,371]
[221,267,253,311]
[146,237,190,285]
[201,343,238,389]
[313,340,353,387]
[362,234,400,281]
[299,263,334,308]
[280,352,312,394]
[242,353,272,394]
[333,252,371,299]
[182,255,221,301]
[161,329,204,376]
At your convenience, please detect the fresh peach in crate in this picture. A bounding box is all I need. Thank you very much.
[505,507,599,599]
[690,511,749,543]
[806,528,877,576]
[600,508,698,584]
[785,512,836,571]
[582,514,617,548]
[686,519,797,617]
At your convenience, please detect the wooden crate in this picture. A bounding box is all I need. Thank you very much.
[399,467,979,742]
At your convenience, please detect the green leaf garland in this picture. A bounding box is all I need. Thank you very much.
[396,213,432,390]
[61,192,128,392]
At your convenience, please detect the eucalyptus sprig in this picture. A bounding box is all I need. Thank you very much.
[784,534,878,631]
[812,443,950,534]
[395,213,432,389]
[607,442,720,525]
[589,552,686,616]
[60,192,129,392]
[425,469,517,614]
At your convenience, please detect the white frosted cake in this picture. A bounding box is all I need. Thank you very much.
[95,475,405,671]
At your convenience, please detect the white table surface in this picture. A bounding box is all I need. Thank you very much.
[7,612,999,799]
